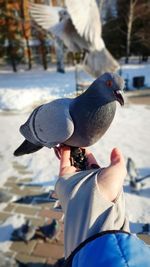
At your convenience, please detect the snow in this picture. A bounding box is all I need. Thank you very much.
[0,66,150,252]
[0,64,149,112]
[0,67,76,111]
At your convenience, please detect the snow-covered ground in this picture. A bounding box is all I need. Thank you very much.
[0,67,76,111]
[0,66,150,252]
[0,64,150,112]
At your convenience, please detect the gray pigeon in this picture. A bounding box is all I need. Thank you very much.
[127,157,139,180]
[126,157,150,191]
[38,219,59,241]
[11,220,37,242]
[14,72,124,156]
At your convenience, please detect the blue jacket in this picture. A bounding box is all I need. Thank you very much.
[65,231,150,267]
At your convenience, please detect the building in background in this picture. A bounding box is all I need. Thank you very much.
[0,0,67,71]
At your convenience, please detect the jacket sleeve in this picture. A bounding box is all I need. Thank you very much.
[65,231,150,267]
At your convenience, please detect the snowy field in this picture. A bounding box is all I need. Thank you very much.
[0,66,76,111]
[0,66,150,251]
[0,63,150,112]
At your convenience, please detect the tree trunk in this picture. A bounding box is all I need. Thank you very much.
[40,39,48,70]
[5,15,17,72]
[55,37,65,73]
[25,38,32,70]
[126,0,138,63]
[7,42,17,72]
[20,0,32,70]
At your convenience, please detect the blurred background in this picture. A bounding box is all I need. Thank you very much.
[0,0,149,73]
[0,1,150,266]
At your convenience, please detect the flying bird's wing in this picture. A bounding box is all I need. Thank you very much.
[29,2,91,51]
[29,1,119,76]
[65,0,103,51]
[29,2,63,31]
[51,18,89,51]
[83,49,120,77]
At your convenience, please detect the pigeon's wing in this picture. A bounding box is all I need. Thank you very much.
[29,1,103,52]
[29,2,90,52]
[65,0,102,51]
[83,49,119,77]
[31,99,74,147]
[29,2,63,31]
[51,18,89,52]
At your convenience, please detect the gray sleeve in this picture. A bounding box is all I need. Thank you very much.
[55,169,130,258]
[55,169,100,212]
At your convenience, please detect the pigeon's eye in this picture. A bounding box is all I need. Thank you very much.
[106,80,113,87]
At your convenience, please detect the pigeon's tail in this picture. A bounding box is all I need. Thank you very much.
[14,140,43,156]
[83,48,120,77]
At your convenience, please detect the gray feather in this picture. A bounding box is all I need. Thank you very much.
[20,98,74,148]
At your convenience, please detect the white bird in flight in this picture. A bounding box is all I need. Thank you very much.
[29,0,119,77]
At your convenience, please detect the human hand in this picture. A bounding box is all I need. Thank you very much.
[56,146,126,202]
[55,145,100,176]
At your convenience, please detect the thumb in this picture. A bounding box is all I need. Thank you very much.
[97,147,126,202]
[109,147,127,190]
[110,147,125,166]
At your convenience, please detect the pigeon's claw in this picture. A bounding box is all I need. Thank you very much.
[114,90,124,106]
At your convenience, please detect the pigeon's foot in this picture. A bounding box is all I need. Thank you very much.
[70,147,88,170]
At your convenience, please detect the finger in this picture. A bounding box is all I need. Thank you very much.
[59,146,71,169]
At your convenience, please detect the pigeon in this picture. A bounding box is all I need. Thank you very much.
[11,220,37,242]
[38,219,60,241]
[14,72,124,156]
[126,157,150,191]
[29,1,119,77]
[126,157,139,180]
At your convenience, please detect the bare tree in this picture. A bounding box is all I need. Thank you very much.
[125,0,138,63]
[5,1,18,72]
[20,0,32,70]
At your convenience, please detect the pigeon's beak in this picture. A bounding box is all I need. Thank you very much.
[114,90,124,106]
